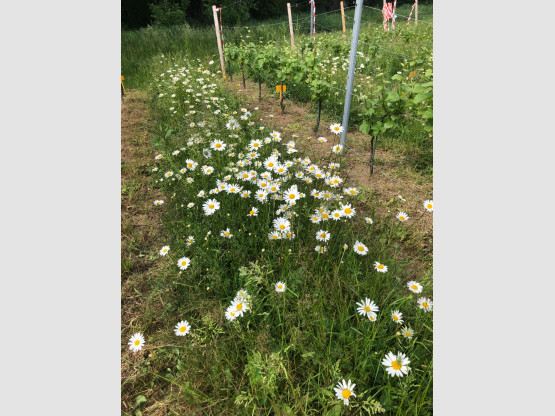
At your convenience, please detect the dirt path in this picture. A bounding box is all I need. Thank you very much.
[121,90,172,415]
[225,79,433,274]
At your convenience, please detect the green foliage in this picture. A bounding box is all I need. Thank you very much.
[149,1,187,27]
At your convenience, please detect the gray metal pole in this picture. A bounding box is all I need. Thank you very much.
[310,1,314,37]
[340,0,364,147]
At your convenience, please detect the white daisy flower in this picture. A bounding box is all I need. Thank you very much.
[159,245,170,256]
[202,199,220,215]
[317,136,327,143]
[353,241,368,255]
[391,310,404,324]
[396,212,409,222]
[331,210,343,221]
[235,289,248,300]
[374,262,388,273]
[247,207,258,217]
[407,281,423,293]
[341,203,355,218]
[333,379,356,406]
[365,217,373,224]
[177,257,191,270]
[382,351,411,377]
[329,123,344,135]
[273,217,291,232]
[310,215,322,224]
[343,187,358,196]
[185,159,198,170]
[152,167,158,172]
[230,298,249,316]
[154,200,164,206]
[316,230,331,242]
[174,320,190,336]
[202,165,214,175]
[268,231,282,240]
[283,185,301,205]
[332,144,343,154]
[255,189,268,203]
[315,245,327,254]
[128,333,145,352]
[210,140,227,152]
[186,236,195,246]
[197,190,206,198]
[241,190,251,198]
[220,228,233,238]
[225,305,238,321]
[401,326,415,339]
[275,281,286,293]
[187,202,194,208]
[356,298,379,319]
[417,297,433,312]
[155,154,163,160]
[423,200,433,212]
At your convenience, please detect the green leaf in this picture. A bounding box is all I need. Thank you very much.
[360,120,371,135]
[386,91,400,102]
[384,120,394,129]
[135,395,147,409]
[413,93,432,104]
[326,404,343,416]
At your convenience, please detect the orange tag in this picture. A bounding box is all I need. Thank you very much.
[275,85,286,92]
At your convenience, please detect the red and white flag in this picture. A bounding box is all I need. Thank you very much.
[382,3,393,31]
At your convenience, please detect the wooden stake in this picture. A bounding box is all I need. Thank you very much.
[415,0,418,26]
[212,5,226,77]
[340,1,346,40]
[287,3,295,47]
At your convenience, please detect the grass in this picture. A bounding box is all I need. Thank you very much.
[121,47,433,414]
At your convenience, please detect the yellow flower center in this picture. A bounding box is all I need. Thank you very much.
[230,311,235,316]
[250,210,255,215]
[334,126,339,131]
[358,246,364,251]
[181,261,187,266]
[422,302,428,308]
[163,249,167,253]
[273,235,278,239]
[412,285,418,290]
[393,316,398,321]
[370,315,376,321]
[364,306,371,312]
[134,340,140,346]
[243,174,248,178]
[225,232,230,236]
[378,264,384,269]
[321,233,326,238]
[427,204,432,209]
[268,163,274,167]
[289,194,295,199]
[209,204,214,209]
[323,214,329,219]
[405,332,410,337]
[391,360,402,370]
[342,389,351,399]
[278,285,283,289]
[180,326,186,332]
[345,208,352,214]
[350,190,356,194]
[400,216,405,220]
[254,143,259,147]
[236,304,243,310]
[280,225,285,230]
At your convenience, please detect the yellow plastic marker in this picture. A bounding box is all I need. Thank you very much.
[121,75,126,95]
[275,84,286,100]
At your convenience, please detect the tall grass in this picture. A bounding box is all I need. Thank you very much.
[121,53,433,414]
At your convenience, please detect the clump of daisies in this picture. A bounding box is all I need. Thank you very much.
[225,289,251,321]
